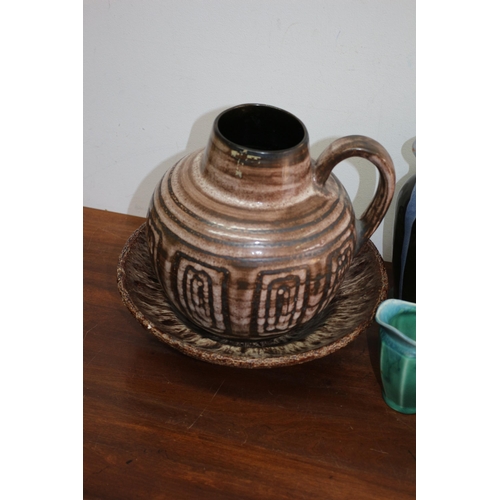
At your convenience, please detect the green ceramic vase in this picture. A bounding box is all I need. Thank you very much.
[375,299,416,414]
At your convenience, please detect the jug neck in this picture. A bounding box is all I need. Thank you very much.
[200,104,314,205]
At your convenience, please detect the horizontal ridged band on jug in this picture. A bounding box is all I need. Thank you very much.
[146,104,395,340]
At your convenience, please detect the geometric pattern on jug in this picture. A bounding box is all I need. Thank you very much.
[298,235,356,323]
[250,266,310,336]
[171,251,231,335]
[315,236,355,314]
[146,215,163,275]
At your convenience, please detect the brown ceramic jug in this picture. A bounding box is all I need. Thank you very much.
[146,104,395,340]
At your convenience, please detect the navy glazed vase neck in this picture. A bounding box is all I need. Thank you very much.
[392,140,416,303]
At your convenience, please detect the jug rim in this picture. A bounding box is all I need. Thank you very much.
[214,103,309,156]
[375,298,416,347]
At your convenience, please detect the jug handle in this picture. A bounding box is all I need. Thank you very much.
[313,135,396,253]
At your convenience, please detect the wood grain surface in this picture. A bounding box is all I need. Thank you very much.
[83,207,416,500]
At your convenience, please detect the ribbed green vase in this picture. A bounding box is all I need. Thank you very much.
[376,299,416,414]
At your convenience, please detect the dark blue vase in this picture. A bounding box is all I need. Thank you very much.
[392,142,416,303]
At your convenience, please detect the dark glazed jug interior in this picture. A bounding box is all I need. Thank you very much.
[216,104,307,152]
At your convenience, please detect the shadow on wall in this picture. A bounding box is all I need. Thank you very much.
[127,105,230,216]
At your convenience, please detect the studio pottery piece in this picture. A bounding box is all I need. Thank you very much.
[376,299,416,414]
[146,104,395,341]
[392,140,416,302]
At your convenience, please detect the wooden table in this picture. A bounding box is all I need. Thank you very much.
[83,207,416,499]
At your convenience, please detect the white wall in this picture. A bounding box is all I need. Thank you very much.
[84,0,415,260]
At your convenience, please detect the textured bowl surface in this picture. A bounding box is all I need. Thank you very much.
[117,224,388,368]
